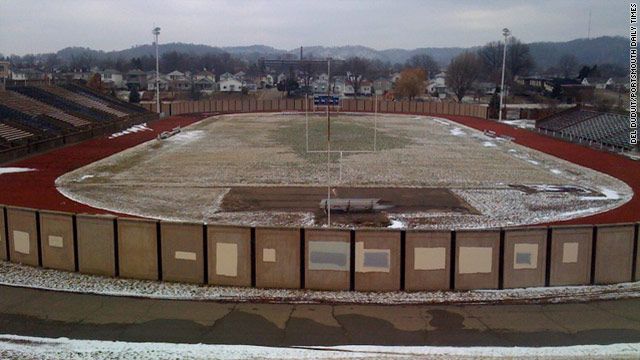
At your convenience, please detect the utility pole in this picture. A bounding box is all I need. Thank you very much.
[326,58,332,226]
[498,28,510,121]
[152,27,161,115]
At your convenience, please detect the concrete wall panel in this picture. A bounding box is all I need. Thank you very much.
[117,218,158,280]
[6,207,38,266]
[503,227,547,288]
[405,231,451,291]
[161,222,204,283]
[455,230,500,290]
[76,214,116,276]
[39,210,75,271]
[549,226,593,286]
[304,229,350,291]
[207,225,251,287]
[595,224,634,284]
[256,228,300,289]
[354,230,400,291]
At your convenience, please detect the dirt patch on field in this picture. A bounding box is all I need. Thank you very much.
[221,186,478,227]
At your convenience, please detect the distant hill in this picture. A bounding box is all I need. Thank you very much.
[53,36,628,71]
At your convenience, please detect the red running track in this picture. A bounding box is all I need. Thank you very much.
[0,113,637,225]
[0,115,204,216]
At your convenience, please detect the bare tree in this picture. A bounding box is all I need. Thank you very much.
[557,54,578,78]
[447,51,481,101]
[405,54,439,79]
[478,37,534,83]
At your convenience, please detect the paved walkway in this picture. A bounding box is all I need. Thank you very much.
[1,285,640,346]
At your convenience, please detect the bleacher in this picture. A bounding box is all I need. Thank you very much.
[61,83,147,114]
[0,82,155,161]
[537,108,633,151]
[9,86,116,123]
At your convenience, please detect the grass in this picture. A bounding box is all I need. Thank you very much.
[272,115,411,163]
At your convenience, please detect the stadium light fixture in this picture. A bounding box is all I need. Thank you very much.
[498,28,511,121]
[153,27,161,114]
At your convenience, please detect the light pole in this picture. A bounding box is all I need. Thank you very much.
[152,27,161,115]
[326,58,332,227]
[498,27,510,121]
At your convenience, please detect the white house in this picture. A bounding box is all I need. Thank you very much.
[358,81,373,96]
[219,78,243,92]
[101,69,124,88]
[147,74,169,91]
[277,73,287,83]
[219,72,235,82]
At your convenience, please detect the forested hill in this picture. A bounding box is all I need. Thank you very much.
[44,36,630,70]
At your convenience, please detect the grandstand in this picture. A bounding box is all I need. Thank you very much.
[536,107,634,151]
[0,82,156,163]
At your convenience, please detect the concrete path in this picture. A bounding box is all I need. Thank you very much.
[1,285,640,346]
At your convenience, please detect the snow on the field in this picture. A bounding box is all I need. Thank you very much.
[551,168,563,175]
[0,334,638,360]
[79,174,94,181]
[449,127,465,136]
[387,218,405,229]
[430,117,451,126]
[0,167,36,175]
[165,130,205,144]
[482,141,497,147]
[499,119,536,129]
[1,261,640,305]
[580,187,621,201]
[109,123,152,139]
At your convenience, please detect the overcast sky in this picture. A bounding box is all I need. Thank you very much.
[0,0,630,55]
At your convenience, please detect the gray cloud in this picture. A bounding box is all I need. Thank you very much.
[0,0,629,55]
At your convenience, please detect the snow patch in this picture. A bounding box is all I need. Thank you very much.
[388,219,405,229]
[551,169,563,175]
[482,141,497,147]
[450,127,465,136]
[580,187,621,201]
[0,167,36,175]
[0,334,639,359]
[109,123,152,139]
[165,130,205,144]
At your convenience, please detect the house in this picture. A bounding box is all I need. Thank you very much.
[234,71,246,81]
[358,80,373,96]
[219,77,243,92]
[373,78,392,95]
[219,72,235,82]
[167,70,186,81]
[194,77,216,92]
[126,69,147,90]
[390,72,401,83]
[0,61,11,80]
[101,69,124,88]
[195,70,215,81]
[427,76,447,96]
[11,68,46,81]
[277,73,287,83]
[312,79,328,94]
[147,74,169,91]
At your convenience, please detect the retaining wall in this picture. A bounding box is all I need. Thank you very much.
[1,206,638,292]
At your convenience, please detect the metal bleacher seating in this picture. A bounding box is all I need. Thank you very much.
[36,85,129,118]
[537,108,632,150]
[61,83,146,114]
[0,90,90,128]
[0,103,66,134]
[10,86,116,123]
[0,121,34,143]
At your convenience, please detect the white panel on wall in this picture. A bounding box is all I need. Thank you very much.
[513,243,538,270]
[216,242,238,276]
[175,251,197,261]
[308,241,350,271]
[459,246,493,274]
[355,241,390,273]
[262,248,276,263]
[562,242,579,264]
[13,230,30,255]
[48,235,64,248]
[414,247,446,270]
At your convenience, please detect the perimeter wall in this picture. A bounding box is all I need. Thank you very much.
[2,205,637,291]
